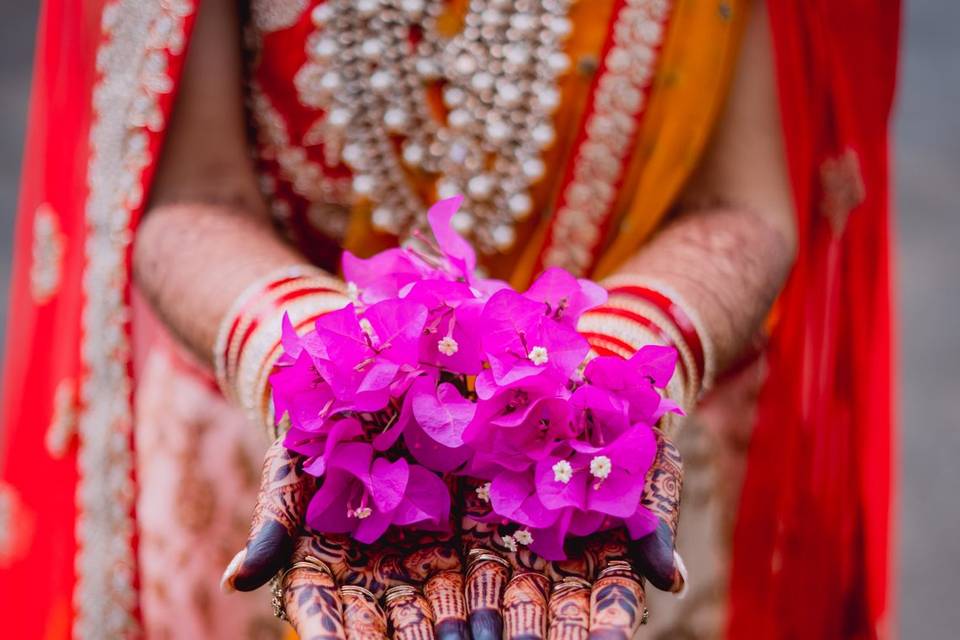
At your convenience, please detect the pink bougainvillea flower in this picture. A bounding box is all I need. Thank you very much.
[342,248,430,306]
[284,416,365,477]
[479,288,590,388]
[402,279,486,375]
[270,350,340,432]
[523,266,607,327]
[425,195,476,280]
[306,442,451,543]
[310,300,427,412]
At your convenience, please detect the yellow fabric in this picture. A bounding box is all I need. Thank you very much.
[344,0,748,285]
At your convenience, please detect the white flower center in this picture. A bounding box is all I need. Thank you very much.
[501,535,518,552]
[438,335,459,356]
[514,529,534,546]
[346,281,360,302]
[527,345,549,366]
[359,318,378,342]
[476,482,492,503]
[350,506,373,520]
[552,460,573,484]
[589,455,612,481]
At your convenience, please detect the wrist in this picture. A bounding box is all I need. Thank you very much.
[214,265,349,435]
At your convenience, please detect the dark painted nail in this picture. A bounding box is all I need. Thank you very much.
[436,618,469,640]
[469,609,503,640]
[232,519,294,591]
[630,520,679,592]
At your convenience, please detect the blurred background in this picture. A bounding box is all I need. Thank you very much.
[0,2,957,637]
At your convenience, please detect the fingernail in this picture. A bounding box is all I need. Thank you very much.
[220,549,246,594]
[468,609,503,640]
[673,550,689,598]
[436,619,469,640]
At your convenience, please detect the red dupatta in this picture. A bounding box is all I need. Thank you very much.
[0,1,198,637]
[730,2,899,638]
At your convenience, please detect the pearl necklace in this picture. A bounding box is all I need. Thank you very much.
[297,0,574,253]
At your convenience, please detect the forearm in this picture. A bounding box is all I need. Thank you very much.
[582,204,795,407]
[133,202,310,365]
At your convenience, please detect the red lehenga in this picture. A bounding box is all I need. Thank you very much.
[0,1,899,638]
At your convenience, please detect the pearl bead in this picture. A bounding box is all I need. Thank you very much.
[510,13,536,32]
[548,52,571,74]
[455,54,477,75]
[371,206,396,232]
[310,4,333,26]
[550,16,573,38]
[353,174,375,195]
[448,109,471,129]
[504,44,530,66]
[497,83,522,106]
[384,108,408,131]
[471,72,495,92]
[522,158,546,180]
[486,120,511,142]
[491,224,516,250]
[402,142,425,166]
[443,87,466,107]
[468,174,494,199]
[327,108,351,129]
[400,0,424,16]
[532,123,555,147]
[370,70,392,91]
[508,193,534,219]
[448,142,469,164]
[437,180,461,199]
[416,58,440,79]
[312,38,338,60]
[342,144,364,168]
[452,211,474,233]
[536,87,561,112]
[361,39,383,59]
[357,0,379,17]
[320,71,342,91]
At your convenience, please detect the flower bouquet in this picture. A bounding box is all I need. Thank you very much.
[270,197,680,560]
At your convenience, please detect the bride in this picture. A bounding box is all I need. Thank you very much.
[0,0,898,638]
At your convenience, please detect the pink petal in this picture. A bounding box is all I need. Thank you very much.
[624,504,658,540]
[370,456,409,513]
[411,379,475,448]
[586,469,646,518]
[427,196,476,276]
[392,465,451,527]
[534,458,587,510]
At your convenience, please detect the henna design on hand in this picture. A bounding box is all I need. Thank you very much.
[385,589,436,640]
[631,428,685,592]
[281,539,346,640]
[341,586,389,640]
[503,572,551,639]
[223,439,316,592]
[425,570,469,640]
[547,578,591,640]
[588,565,646,640]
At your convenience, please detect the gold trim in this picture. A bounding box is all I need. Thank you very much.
[541,0,672,275]
[77,1,193,637]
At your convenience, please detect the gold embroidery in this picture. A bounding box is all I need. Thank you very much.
[78,1,194,637]
[541,0,672,275]
[29,203,65,303]
[45,378,77,459]
[251,0,307,33]
[820,147,865,236]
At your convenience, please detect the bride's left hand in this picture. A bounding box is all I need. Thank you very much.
[460,426,685,640]
[220,438,469,640]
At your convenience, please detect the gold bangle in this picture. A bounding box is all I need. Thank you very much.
[598,560,638,580]
[383,584,419,605]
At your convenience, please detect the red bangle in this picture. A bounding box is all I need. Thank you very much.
[606,285,706,385]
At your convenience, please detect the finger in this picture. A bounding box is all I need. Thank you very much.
[503,571,551,640]
[385,585,436,640]
[630,427,686,593]
[222,439,315,592]
[546,577,591,640]
[281,557,346,640]
[465,552,510,640]
[588,561,647,640]
[341,585,389,640]
[424,570,469,640]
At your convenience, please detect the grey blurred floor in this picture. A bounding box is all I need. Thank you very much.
[0,2,957,637]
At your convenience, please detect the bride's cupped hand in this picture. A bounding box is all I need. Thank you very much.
[220,438,469,640]
[460,426,685,640]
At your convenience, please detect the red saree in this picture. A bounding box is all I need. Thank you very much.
[0,1,898,638]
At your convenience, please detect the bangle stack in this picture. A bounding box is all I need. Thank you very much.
[214,265,349,437]
[577,276,714,414]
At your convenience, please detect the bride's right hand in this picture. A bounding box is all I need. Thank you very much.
[220,438,469,640]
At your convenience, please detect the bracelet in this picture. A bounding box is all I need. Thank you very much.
[213,265,349,435]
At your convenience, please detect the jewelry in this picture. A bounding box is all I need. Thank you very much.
[341,584,379,602]
[270,556,337,620]
[213,265,348,434]
[597,559,637,580]
[551,575,591,594]
[299,0,575,254]
[383,584,419,605]
[466,548,511,576]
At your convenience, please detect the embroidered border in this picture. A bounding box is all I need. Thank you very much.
[538,0,672,276]
[78,1,193,638]
[250,0,308,33]
[29,203,65,303]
